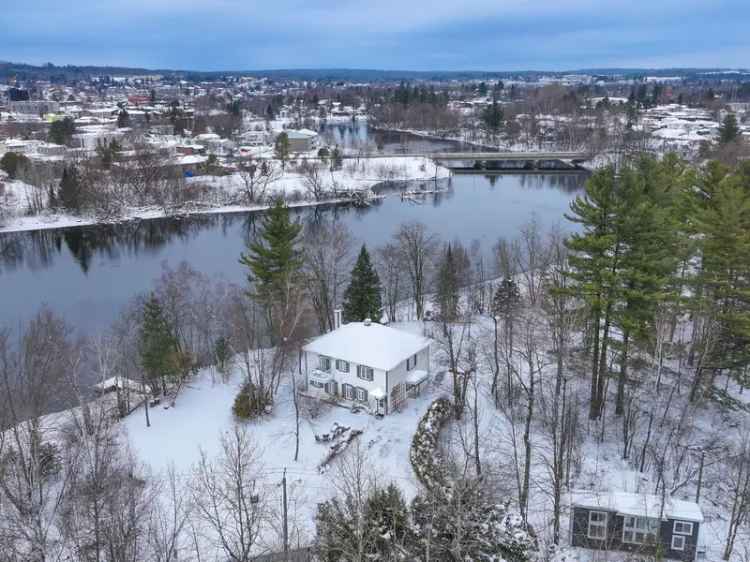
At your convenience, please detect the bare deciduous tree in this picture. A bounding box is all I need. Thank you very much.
[236,159,280,204]
[302,221,353,333]
[395,222,438,320]
[191,425,266,562]
[376,243,403,323]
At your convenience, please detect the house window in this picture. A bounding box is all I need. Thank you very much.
[318,356,331,371]
[343,384,354,400]
[357,365,374,381]
[587,511,608,540]
[672,535,686,551]
[356,387,368,402]
[325,381,338,396]
[674,521,693,536]
[622,516,659,544]
[336,359,350,373]
[406,353,418,371]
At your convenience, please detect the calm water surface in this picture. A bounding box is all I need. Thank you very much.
[0,172,585,333]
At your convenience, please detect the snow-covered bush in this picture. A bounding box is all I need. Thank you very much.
[411,480,537,562]
[409,397,452,491]
[232,382,271,419]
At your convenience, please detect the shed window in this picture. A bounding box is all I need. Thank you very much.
[674,521,693,536]
[587,511,608,540]
[336,359,350,373]
[357,365,374,381]
[623,516,659,544]
[672,535,686,551]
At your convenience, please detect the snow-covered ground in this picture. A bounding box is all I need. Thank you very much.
[122,338,443,551]
[0,155,448,234]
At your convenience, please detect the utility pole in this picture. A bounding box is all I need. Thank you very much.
[282,467,289,558]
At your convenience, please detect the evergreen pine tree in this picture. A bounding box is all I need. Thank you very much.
[365,484,413,557]
[493,277,521,318]
[719,113,740,145]
[565,166,623,420]
[342,245,382,323]
[274,132,290,169]
[239,199,302,337]
[0,152,30,179]
[139,294,178,397]
[481,95,504,143]
[693,169,750,377]
[610,157,681,414]
[116,109,130,128]
[434,243,460,322]
[58,164,82,212]
[48,117,76,145]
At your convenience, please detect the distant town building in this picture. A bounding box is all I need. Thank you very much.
[8,99,60,115]
[283,129,318,152]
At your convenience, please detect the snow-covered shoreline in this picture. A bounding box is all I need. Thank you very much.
[0,155,449,234]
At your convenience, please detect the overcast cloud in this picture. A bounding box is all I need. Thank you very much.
[2,0,748,70]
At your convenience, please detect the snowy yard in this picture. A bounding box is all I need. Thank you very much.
[121,341,446,550]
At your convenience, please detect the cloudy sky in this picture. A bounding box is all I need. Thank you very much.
[2,0,748,71]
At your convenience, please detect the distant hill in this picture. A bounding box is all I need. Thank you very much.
[1,60,748,83]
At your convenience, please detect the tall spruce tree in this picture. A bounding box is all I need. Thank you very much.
[610,157,681,414]
[565,166,623,420]
[274,132,290,169]
[139,294,178,397]
[342,244,382,323]
[690,166,750,396]
[481,95,504,143]
[239,198,303,338]
[434,243,460,322]
[719,113,740,145]
[58,164,82,212]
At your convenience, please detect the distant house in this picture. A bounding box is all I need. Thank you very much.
[283,129,319,153]
[239,129,268,146]
[301,314,431,415]
[570,491,703,562]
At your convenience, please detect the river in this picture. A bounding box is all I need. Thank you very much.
[0,170,585,334]
[0,124,586,333]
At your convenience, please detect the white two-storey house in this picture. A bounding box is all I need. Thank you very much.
[302,319,431,415]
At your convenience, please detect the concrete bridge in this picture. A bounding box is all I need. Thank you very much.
[428,151,592,171]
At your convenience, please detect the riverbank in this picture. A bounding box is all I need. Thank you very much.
[0,155,449,234]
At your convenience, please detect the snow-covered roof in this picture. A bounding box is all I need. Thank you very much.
[406,369,429,385]
[94,376,151,395]
[303,322,430,371]
[285,129,318,139]
[570,491,703,522]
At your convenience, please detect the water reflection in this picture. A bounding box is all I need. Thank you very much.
[0,174,588,276]
[319,122,477,154]
[0,172,586,333]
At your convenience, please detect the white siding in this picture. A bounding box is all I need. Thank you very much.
[304,350,388,411]
[304,343,430,415]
